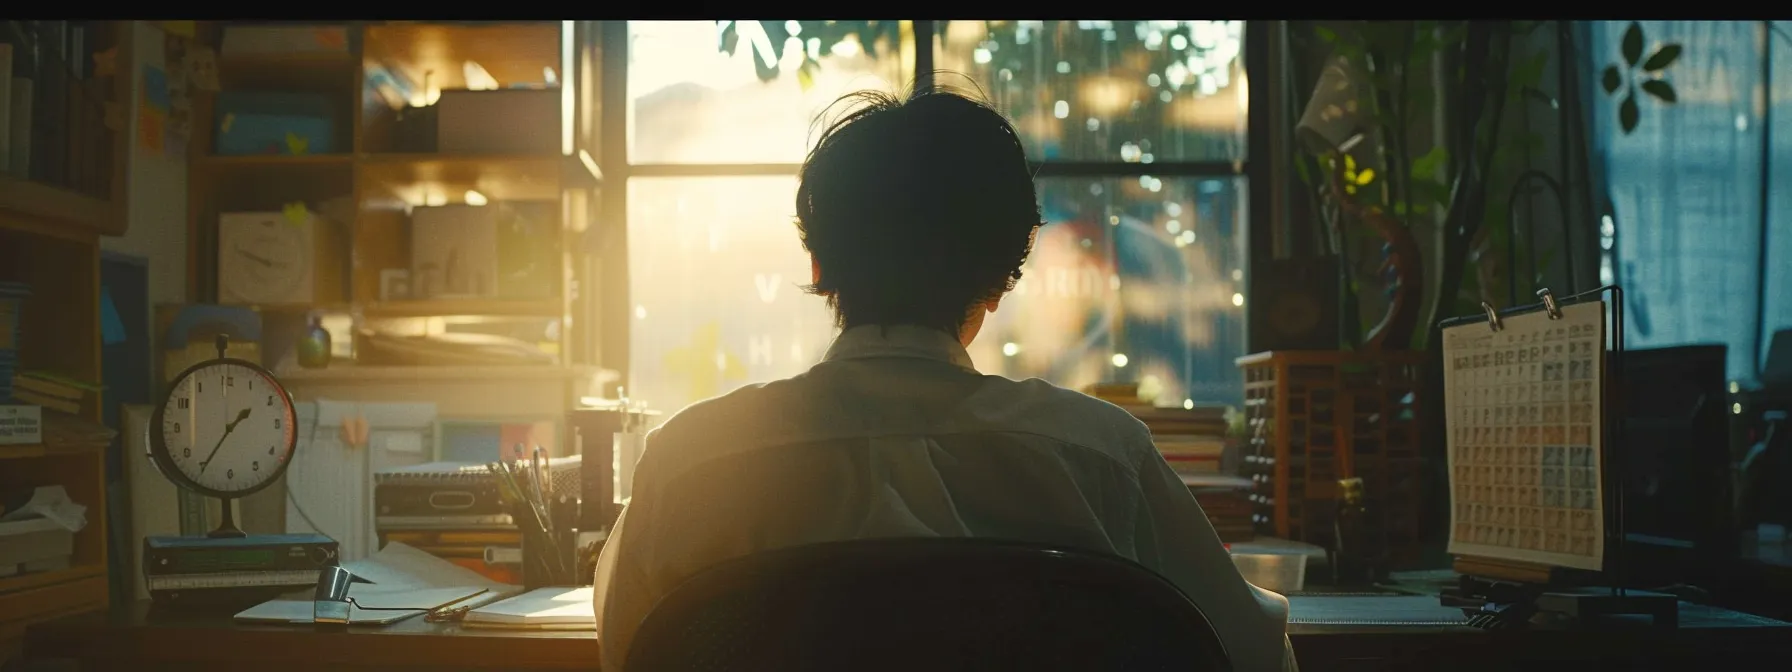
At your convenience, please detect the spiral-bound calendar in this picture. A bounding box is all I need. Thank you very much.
[1442,299,1606,571]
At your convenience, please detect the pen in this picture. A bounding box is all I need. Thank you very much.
[534,446,554,538]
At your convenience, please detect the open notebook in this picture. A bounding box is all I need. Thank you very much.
[462,586,596,631]
[235,542,513,625]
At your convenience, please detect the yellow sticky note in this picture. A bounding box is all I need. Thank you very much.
[220,112,235,134]
[284,131,310,156]
[282,202,309,227]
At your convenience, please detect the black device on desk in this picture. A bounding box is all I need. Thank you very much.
[1612,344,1734,590]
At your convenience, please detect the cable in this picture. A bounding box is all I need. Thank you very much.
[284,411,333,538]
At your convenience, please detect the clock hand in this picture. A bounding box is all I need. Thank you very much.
[235,247,281,268]
[200,408,253,473]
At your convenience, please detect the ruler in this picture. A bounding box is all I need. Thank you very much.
[147,569,322,591]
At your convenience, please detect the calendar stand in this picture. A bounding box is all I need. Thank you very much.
[1434,285,1677,629]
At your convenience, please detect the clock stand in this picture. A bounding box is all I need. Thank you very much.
[142,334,342,611]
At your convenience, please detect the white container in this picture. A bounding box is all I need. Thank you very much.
[1231,552,1307,594]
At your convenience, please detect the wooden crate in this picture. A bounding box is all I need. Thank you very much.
[1236,350,1428,566]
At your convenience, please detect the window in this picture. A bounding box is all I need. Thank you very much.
[614,21,1255,414]
[1587,21,1790,381]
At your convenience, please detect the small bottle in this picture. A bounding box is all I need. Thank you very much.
[297,313,332,369]
[1333,477,1371,585]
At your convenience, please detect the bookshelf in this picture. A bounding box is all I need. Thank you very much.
[182,23,603,537]
[185,21,599,365]
[0,20,133,661]
[186,22,599,320]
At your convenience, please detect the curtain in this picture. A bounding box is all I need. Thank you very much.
[1585,21,1789,381]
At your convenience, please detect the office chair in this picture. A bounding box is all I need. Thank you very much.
[625,537,1232,672]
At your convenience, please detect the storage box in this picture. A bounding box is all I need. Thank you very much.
[411,205,500,299]
[214,92,337,156]
[436,88,559,154]
[0,404,43,445]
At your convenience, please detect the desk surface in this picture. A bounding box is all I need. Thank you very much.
[25,595,1792,671]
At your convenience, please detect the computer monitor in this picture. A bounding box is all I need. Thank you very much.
[1612,344,1733,589]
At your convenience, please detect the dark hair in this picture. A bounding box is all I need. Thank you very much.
[795,86,1041,334]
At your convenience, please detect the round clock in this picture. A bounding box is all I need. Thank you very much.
[148,336,299,536]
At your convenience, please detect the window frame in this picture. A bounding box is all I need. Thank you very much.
[594,20,1271,388]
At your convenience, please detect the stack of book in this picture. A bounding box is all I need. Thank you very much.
[1184,474,1256,542]
[374,458,581,585]
[375,462,524,585]
[9,371,99,417]
[1084,383,1231,478]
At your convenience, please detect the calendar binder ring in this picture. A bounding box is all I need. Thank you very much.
[1536,288,1563,320]
[1480,302,1503,331]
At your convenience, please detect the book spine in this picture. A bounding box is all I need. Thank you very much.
[0,43,12,174]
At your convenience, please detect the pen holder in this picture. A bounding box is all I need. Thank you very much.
[520,498,579,589]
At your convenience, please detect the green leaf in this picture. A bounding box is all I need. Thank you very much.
[1294,154,1313,185]
[1315,25,1338,43]
[1619,90,1640,134]
[1410,144,1449,180]
[1641,79,1677,103]
[1643,44,1682,72]
[1621,22,1644,67]
[1601,65,1622,94]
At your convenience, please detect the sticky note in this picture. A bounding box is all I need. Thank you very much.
[282,202,310,227]
[284,131,309,156]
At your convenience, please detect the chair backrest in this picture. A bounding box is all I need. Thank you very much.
[625,537,1232,672]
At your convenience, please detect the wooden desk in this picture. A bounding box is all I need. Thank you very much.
[25,596,1792,672]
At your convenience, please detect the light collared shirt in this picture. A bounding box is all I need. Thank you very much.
[594,325,1294,671]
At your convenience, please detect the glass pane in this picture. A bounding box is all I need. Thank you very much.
[934,21,1248,163]
[1589,21,1765,380]
[627,176,837,415]
[965,176,1249,405]
[627,21,913,164]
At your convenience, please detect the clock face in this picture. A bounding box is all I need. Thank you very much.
[220,215,312,304]
[232,224,308,295]
[152,360,298,498]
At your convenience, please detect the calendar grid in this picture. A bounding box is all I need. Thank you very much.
[1443,300,1606,571]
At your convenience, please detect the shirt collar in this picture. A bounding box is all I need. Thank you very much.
[821,324,978,371]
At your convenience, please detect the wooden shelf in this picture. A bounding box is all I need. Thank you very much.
[0,177,121,239]
[363,299,563,318]
[0,441,106,461]
[359,153,598,203]
[0,564,104,597]
[275,364,603,383]
[227,299,562,318]
[195,154,355,169]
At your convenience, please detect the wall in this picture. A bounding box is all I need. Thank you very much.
[100,21,187,336]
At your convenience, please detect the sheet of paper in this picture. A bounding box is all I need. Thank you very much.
[1443,300,1606,571]
[0,485,88,532]
[466,586,595,626]
[340,541,505,589]
[234,585,487,625]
